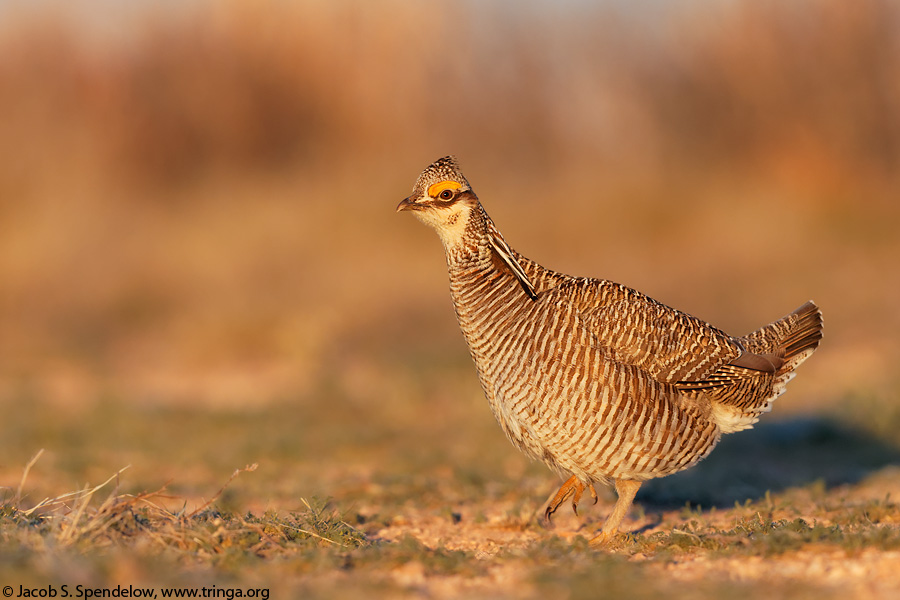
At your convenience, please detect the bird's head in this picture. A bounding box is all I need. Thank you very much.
[397,156,480,250]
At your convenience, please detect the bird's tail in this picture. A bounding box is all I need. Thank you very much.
[742,300,823,395]
[699,301,822,433]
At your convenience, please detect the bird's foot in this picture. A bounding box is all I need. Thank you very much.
[544,476,597,523]
[586,479,642,549]
[588,529,631,550]
[588,529,615,548]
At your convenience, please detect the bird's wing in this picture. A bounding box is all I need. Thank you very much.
[537,276,748,384]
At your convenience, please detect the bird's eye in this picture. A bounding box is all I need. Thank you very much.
[439,189,454,200]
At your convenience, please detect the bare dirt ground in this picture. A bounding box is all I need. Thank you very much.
[3,396,899,600]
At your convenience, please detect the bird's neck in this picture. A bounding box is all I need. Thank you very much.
[442,203,494,265]
[444,204,539,300]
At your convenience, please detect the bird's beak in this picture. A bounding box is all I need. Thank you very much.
[396,196,417,212]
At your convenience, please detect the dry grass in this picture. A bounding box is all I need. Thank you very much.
[1,1,899,598]
[3,388,900,598]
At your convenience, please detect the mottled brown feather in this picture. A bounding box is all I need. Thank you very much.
[401,156,823,530]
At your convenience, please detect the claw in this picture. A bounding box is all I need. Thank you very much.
[545,476,596,523]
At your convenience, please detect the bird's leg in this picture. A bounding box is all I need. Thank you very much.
[589,478,642,547]
[544,476,598,522]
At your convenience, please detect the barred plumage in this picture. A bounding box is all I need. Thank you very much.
[398,156,823,545]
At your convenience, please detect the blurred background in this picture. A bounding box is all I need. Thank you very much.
[0,0,898,502]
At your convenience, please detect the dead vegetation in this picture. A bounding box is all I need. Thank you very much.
[3,396,900,598]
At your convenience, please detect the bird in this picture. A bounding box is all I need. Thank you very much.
[397,156,823,546]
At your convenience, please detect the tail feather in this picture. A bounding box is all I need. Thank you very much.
[742,300,823,366]
[706,301,823,433]
[778,301,824,363]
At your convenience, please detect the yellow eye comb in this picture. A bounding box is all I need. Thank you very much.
[427,180,462,198]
